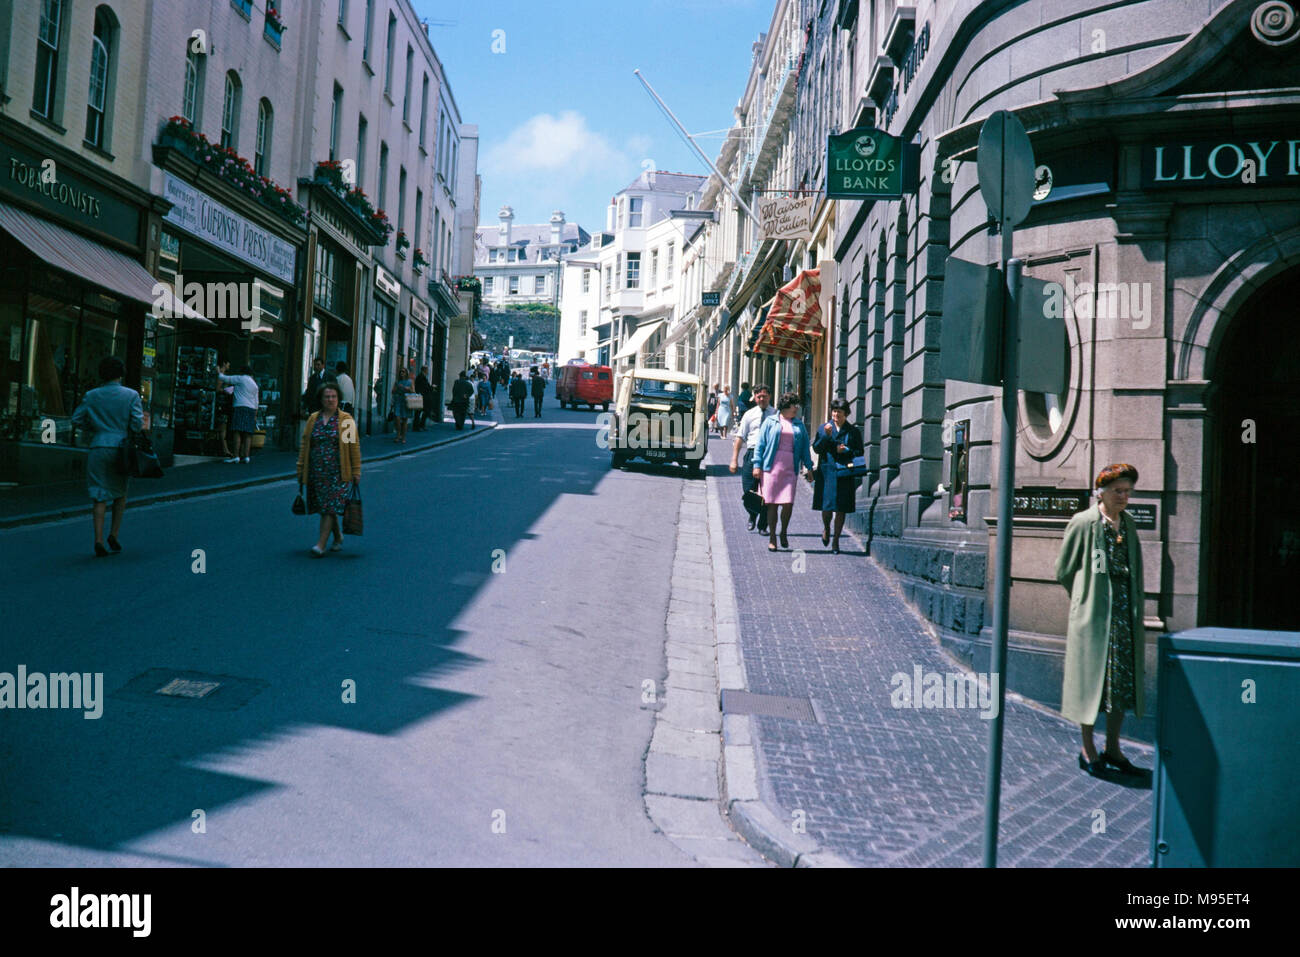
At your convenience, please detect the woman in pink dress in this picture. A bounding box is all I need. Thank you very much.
[753,392,814,551]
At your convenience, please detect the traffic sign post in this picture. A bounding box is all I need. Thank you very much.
[975,110,1036,869]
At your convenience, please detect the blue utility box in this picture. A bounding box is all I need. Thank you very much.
[1152,628,1300,867]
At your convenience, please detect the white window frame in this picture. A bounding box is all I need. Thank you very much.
[625,252,640,290]
[628,196,643,228]
[85,25,109,147]
[579,310,587,336]
[509,276,519,296]
[221,73,241,149]
[34,0,63,119]
[254,99,272,175]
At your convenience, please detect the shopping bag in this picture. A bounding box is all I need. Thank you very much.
[405,393,424,411]
[342,482,363,535]
[118,431,164,479]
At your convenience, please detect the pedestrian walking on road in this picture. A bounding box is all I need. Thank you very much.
[753,391,814,552]
[298,382,361,557]
[737,382,753,417]
[707,386,719,434]
[509,373,527,418]
[302,357,326,417]
[812,398,865,554]
[476,374,492,415]
[334,362,356,416]
[1055,463,1147,779]
[715,386,733,439]
[530,366,546,418]
[730,384,775,533]
[218,363,260,463]
[71,355,144,558]
[390,366,413,444]
[449,370,474,430]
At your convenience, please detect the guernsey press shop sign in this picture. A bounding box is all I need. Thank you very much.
[1141,138,1300,188]
[162,173,296,284]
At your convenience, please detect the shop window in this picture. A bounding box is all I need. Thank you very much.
[85,8,118,150]
[33,0,65,120]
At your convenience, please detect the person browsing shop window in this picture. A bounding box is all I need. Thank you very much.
[218,362,260,463]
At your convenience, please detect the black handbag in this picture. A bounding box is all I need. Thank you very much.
[118,430,164,479]
[292,483,307,515]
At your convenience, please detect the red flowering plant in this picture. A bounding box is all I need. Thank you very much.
[395,230,411,251]
[312,161,392,242]
[160,117,305,228]
[413,248,430,270]
[452,275,482,295]
[265,4,286,32]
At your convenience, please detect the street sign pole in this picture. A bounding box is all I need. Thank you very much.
[974,110,1036,868]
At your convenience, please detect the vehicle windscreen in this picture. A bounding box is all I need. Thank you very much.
[633,379,696,403]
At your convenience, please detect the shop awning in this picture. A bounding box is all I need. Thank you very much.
[151,283,216,326]
[613,319,665,361]
[0,200,159,306]
[750,269,825,358]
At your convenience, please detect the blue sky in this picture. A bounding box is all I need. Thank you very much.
[413,0,773,233]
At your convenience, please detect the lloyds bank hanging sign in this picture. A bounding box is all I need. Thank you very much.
[1140,137,1300,188]
[826,128,904,199]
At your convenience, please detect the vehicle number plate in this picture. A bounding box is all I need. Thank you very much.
[646,450,667,458]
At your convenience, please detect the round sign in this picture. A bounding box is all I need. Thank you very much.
[854,135,877,158]
[977,110,1036,226]
[1033,164,1053,202]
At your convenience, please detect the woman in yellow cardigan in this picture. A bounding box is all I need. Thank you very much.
[297,382,362,556]
[1055,464,1146,778]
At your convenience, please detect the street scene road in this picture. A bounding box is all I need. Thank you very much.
[0,399,720,866]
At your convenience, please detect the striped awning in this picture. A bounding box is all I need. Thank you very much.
[0,200,158,306]
[750,270,824,358]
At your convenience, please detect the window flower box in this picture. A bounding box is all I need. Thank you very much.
[265,5,286,48]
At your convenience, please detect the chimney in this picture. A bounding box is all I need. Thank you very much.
[550,210,565,249]
[498,205,514,247]
[606,200,615,233]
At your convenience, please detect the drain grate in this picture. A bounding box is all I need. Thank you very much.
[156,678,220,698]
[113,669,267,711]
[721,689,817,722]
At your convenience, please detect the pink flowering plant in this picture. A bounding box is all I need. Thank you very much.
[313,160,392,242]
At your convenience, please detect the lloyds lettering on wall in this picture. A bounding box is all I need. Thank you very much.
[1142,138,1300,187]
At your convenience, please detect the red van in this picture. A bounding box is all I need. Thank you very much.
[557,364,613,411]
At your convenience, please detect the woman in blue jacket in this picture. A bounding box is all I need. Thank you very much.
[812,398,865,553]
[753,391,814,551]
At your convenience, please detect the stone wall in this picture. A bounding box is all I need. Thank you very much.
[475,309,560,353]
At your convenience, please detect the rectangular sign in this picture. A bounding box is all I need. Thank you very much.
[757,194,815,240]
[2,138,140,244]
[409,296,429,323]
[701,291,720,307]
[374,264,400,300]
[827,128,904,199]
[1013,488,1089,518]
[1127,503,1157,530]
[162,173,296,284]
[1141,138,1300,188]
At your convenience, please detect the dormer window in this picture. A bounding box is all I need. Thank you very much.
[628,196,643,228]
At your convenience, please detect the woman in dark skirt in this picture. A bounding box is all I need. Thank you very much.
[71,356,144,557]
[297,382,362,557]
[390,366,413,444]
[811,398,864,554]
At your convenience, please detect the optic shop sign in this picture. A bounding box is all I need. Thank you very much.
[1141,138,1300,188]
[162,173,296,284]
[826,128,904,199]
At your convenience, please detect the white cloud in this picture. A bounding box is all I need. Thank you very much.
[483,110,635,177]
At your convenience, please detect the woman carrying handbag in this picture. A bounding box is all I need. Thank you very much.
[390,366,414,444]
[812,398,866,554]
[71,356,144,557]
[297,382,362,557]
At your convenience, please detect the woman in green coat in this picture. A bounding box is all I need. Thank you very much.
[1054,464,1146,778]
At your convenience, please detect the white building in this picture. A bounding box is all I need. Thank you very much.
[557,244,600,363]
[474,206,589,308]
[581,171,706,372]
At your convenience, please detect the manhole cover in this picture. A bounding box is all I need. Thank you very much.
[156,678,220,698]
[720,689,817,722]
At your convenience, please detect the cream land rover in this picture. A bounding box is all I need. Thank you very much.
[608,368,707,475]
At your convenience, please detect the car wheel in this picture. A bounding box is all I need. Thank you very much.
[687,460,702,477]
[601,403,609,412]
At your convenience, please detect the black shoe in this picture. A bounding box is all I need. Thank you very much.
[1078,753,1108,778]
[756,524,768,535]
[779,533,789,550]
[107,535,122,553]
[1101,752,1146,776]
[747,518,757,530]
[94,543,109,558]
[832,538,841,554]
[822,529,831,546]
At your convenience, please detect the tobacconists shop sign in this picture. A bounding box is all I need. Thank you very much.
[162,172,296,284]
[2,137,140,244]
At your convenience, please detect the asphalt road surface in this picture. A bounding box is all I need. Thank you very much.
[0,395,703,866]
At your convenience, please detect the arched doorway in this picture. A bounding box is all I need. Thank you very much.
[1207,268,1300,630]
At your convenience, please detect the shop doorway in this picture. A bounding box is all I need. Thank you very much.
[1206,268,1300,631]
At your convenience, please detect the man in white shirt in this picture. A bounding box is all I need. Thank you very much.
[334,362,356,415]
[729,384,776,531]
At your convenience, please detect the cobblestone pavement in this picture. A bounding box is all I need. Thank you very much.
[708,440,1153,867]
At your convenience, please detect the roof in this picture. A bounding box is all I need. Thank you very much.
[473,221,592,265]
[626,367,702,385]
[615,171,708,196]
